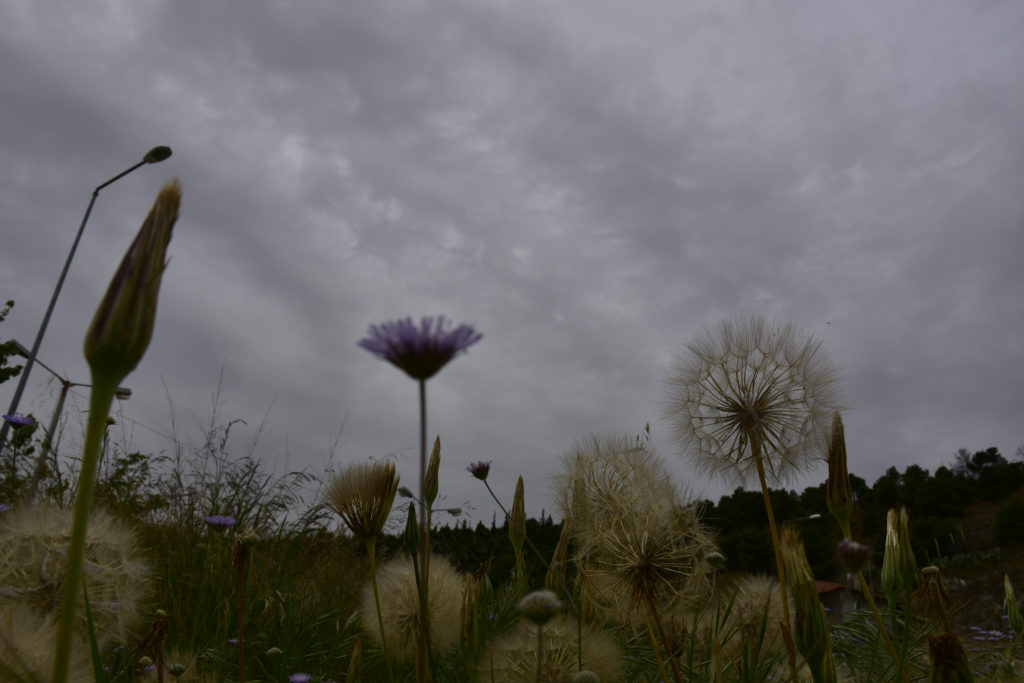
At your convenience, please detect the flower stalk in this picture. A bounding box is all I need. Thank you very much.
[52,180,180,683]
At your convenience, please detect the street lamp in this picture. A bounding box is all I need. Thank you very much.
[782,512,823,528]
[6,340,130,492]
[0,146,171,455]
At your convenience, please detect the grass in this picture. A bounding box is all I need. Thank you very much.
[2,406,1023,681]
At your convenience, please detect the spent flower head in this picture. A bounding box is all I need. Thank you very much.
[836,538,872,574]
[84,179,180,385]
[663,315,842,485]
[358,315,482,381]
[325,460,399,539]
[467,460,492,481]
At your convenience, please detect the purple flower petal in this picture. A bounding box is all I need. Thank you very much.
[2,413,34,428]
[204,514,237,528]
[358,316,482,380]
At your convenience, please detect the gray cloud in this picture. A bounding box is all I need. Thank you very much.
[2,0,1022,525]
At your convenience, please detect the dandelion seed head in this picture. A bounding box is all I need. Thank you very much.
[664,315,842,486]
[325,460,399,539]
[360,553,463,661]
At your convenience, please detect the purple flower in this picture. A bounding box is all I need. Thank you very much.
[358,316,482,381]
[467,461,492,481]
[2,413,34,428]
[0,504,9,513]
[204,514,237,528]
[288,674,313,683]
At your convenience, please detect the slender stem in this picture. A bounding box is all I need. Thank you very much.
[416,379,432,683]
[643,607,671,683]
[854,569,908,683]
[51,377,116,683]
[535,624,543,683]
[646,591,683,683]
[367,537,395,683]
[237,561,246,683]
[750,440,799,683]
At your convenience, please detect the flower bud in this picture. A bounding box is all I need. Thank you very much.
[1005,574,1023,636]
[826,412,854,539]
[84,180,180,385]
[509,475,526,557]
[913,565,952,631]
[897,507,918,589]
[780,527,837,683]
[517,589,562,626]
[424,436,441,507]
[881,508,900,610]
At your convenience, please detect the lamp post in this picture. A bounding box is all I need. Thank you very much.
[7,340,130,500]
[0,146,170,455]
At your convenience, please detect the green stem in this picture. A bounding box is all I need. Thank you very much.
[535,624,543,683]
[854,569,908,683]
[51,377,117,683]
[416,379,432,683]
[750,440,799,683]
[367,537,395,683]
[237,561,246,683]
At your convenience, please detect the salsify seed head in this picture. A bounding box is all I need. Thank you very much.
[358,315,482,381]
[663,315,842,486]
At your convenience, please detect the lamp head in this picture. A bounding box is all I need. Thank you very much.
[143,146,172,164]
[114,387,132,400]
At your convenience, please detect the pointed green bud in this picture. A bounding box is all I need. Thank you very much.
[881,508,900,610]
[826,412,854,539]
[1006,574,1023,636]
[780,527,838,683]
[346,638,362,681]
[509,475,526,556]
[84,180,180,386]
[424,435,441,507]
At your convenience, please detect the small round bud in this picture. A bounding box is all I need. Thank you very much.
[572,672,601,683]
[517,589,562,626]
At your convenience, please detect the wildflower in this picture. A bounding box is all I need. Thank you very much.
[83,179,180,385]
[325,461,399,539]
[288,674,312,683]
[663,315,842,486]
[358,315,482,381]
[2,413,34,428]
[517,590,563,626]
[360,553,464,661]
[467,460,492,481]
[836,538,872,573]
[0,503,9,512]
[826,412,854,538]
[204,514,237,528]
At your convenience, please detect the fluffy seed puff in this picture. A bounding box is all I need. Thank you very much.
[359,553,463,661]
[0,503,150,644]
[0,603,93,683]
[555,435,718,620]
[663,315,842,486]
[476,616,623,683]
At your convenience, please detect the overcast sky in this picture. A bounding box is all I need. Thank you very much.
[1,0,1022,527]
